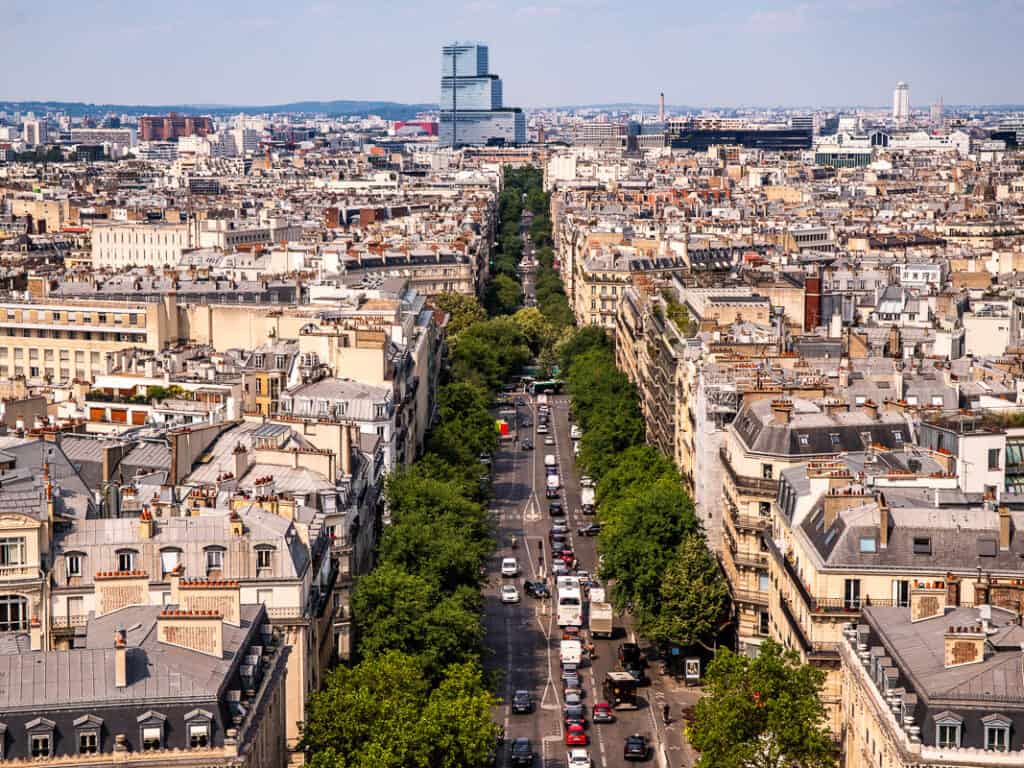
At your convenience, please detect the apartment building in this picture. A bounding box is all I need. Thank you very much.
[721,396,907,658]
[0,297,179,384]
[91,222,191,269]
[841,601,1024,765]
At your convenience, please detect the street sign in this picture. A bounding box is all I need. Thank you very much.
[684,657,701,686]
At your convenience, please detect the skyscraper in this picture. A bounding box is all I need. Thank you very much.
[439,41,525,147]
[892,82,910,125]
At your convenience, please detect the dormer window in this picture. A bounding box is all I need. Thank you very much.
[983,714,1011,752]
[912,537,932,555]
[253,354,265,368]
[138,711,166,751]
[160,548,182,578]
[256,547,274,574]
[66,553,84,580]
[185,708,214,748]
[26,717,55,758]
[117,549,137,573]
[205,547,224,577]
[935,712,963,748]
[74,715,103,754]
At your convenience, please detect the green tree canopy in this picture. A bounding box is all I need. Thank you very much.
[511,306,555,354]
[484,274,523,316]
[450,319,530,392]
[639,534,730,651]
[688,641,836,768]
[433,293,486,339]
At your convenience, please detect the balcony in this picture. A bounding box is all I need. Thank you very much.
[731,588,769,607]
[720,447,779,497]
[724,494,770,532]
[777,594,840,662]
[0,565,40,580]
[51,614,88,630]
[723,527,769,569]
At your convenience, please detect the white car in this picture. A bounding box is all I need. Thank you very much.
[537,423,549,434]
[501,557,520,577]
[567,748,592,768]
[544,435,556,446]
[501,584,520,604]
[581,475,595,488]
[570,425,582,440]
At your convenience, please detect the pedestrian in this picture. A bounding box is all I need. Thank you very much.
[663,703,671,725]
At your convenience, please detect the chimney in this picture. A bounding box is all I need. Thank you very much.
[770,399,793,425]
[169,565,183,604]
[909,581,946,622]
[114,627,128,687]
[29,617,42,651]
[137,508,154,539]
[861,399,879,421]
[944,624,985,669]
[157,610,224,658]
[341,423,353,476]
[999,506,1013,551]
[823,398,847,418]
[226,511,244,537]
[879,502,890,549]
[823,486,872,529]
[233,443,250,482]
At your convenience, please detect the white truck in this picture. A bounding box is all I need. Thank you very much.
[581,486,595,515]
[560,639,583,665]
[589,602,614,639]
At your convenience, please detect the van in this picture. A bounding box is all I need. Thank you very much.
[560,639,582,665]
[544,454,557,468]
[547,474,560,491]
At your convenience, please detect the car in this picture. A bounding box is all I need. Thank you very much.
[581,475,595,487]
[512,690,533,714]
[501,584,520,604]
[576,570,591,583]
[501,557,520,577]
[549,501,564,516]
[567,747,592,768]
[565,723,588,746]
[545,487,559,499]
[564,689,584,705]
[510,737,534,766]
[571,425,583,440]
[537,423,549,434]
[550,531,568,547]
[561,627,581,642]
[592,701,615,723]
[577,523,601,536]
[561,662,579,679]
[552,560,569,576]
[549,521,568,535]
[544,435,555,446]
[624,733,649,761]
[479,452,492,466]
[559,548,575,564]
[524,580,550,598]
[573,443,581,457]
[564,704,586,729]
[520,417,532,428]
[520,438,534,451]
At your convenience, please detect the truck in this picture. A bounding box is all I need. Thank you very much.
[560,639,583,665]
[546,473,560,498]
[602,671,640,710]
[589,602,613,639]
[580,486,595,515]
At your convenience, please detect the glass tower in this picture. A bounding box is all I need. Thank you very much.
[439,41,524,147]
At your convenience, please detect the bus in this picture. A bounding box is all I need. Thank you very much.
[557,576,584,627]
[529,379,564,395]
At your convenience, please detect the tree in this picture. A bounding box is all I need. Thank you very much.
[450,319,531,392]
[557,326,611,371]
[597,477,698,615]
[687,641,836,768]
[484,274,522,316]
[434,293,486,339]
[595,444,677,508]
[511,307,554,354]
[639,534,730,652]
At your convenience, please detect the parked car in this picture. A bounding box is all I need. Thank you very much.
[577,523,601,536]
[510,737,534,766]
[524,580,550,598]
[624,734,649,761]
[501,584,520,604]
[520,438,534,450]
[512,690,533,714]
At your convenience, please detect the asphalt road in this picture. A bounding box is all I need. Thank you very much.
[484,393,684,768]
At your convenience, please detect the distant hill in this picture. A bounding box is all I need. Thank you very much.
[0,99,438,120]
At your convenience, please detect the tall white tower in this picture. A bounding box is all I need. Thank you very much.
[892,82,910,125]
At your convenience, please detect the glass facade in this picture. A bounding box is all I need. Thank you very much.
[439,41,523,146]
[440,76,503,111]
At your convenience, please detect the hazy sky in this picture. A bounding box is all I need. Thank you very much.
[2,0,1021,107]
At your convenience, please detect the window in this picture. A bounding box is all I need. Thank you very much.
[859,537,877,553]
[989,448,1001,470]
[762,464,773,480]
[66,553,83,578]
[983,715,1011,752]
[844,579,861,610]
[205,548,224,576]
[0,537,25,566]
[758,573,770,592]
[0,594,28,632]
[829,433,841,447]
[75,715,102,754]
[932,396,944,407]
[912,537,932,555]
[892,430,904,443]
[758,610,770,635]
[892,579,909,608]
[117,549,136,572]
[142,727,162,750]
[937,723,961,749]
[256,548,273,572]
[759,501,771,518]
[160,549,181,577]
[189,724,210,748]
[855,395,866,406]
[798,434,809,447]
[31,735,50,758]
[906,395,918,406]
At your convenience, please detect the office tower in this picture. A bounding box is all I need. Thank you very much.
[892,82,910,125]
[930,98,944,126]
[21,117,46,147]
[790,114,815,136]
[439,41,525,147]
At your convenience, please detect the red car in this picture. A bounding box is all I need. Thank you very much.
[560,549,575,564]
[592,701,615,723]
[565,723,588,746]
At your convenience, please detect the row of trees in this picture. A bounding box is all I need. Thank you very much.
[484,167,538,316]
[302,293,536,768]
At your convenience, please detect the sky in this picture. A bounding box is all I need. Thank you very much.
[1,0,1021,108]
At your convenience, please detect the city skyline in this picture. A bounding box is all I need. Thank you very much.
[1,0,1021,108]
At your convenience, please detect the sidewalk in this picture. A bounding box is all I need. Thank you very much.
[648,672,703,768]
